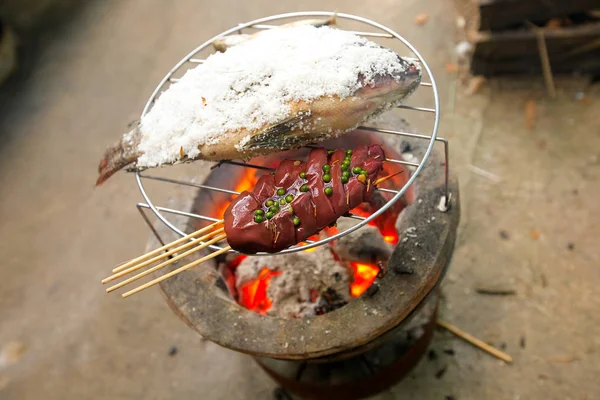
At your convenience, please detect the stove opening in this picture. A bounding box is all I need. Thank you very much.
[206,136,414,318]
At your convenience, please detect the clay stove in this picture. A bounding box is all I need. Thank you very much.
[126,12,459,399]
[140,118,460,399]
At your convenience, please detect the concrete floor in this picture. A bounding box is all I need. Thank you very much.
[0,0,599,399]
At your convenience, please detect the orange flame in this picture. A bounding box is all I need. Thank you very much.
[350,206,399,244]
[238,267,282,314]
[349,262,380,297]
[216,169,259,218]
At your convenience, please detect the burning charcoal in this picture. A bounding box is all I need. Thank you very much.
[316,288,348,315]
[168,345,178,357]
[435,365,448,379]
[393,262,414,275]
[427,349,438,361]
[443,348,455,356]
[365,281,379,297]
[499,230,510,240]
[235,247,351,318]
[400,141,412,153]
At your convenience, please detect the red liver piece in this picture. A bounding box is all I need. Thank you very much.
[306,148,336,229]
[253,174,277,204]
[329,149,350,216]
[364,145,385,200]
[274,160,305,189]
[271,210,296,251]
[224,192,273,254]
[291,192,317,242]
[224,145,385,254]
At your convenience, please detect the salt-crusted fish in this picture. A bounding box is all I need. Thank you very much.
[97,26,421,185]
[212,15,337,52]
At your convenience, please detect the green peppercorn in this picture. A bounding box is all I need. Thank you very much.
[352,166,362,174]
[254,215,265,223]
[327,149,334,155]
[293,217,301,226]
[346,149,353,156]
[324,187,333,196]
[280,199,286,205]
[342,171,350,179]
[266,211,274,219]
[254,209,264,216]
[277,188,285,196]
[322,164,331,173]
[288,206,294,214]
[300,184,309,192]
[299,172,306,179]
[341,164,349,172]
[266,199,274,207]
[341,176,349,184]
[269,206,278,213]
[342,161,351,169]
[322,173,331,183]
[285,194,293,203]
[361,169,369,175]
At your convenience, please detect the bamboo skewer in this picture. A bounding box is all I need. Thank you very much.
[437,320,513,363]
[106,232,227,293]
[102,227,225,284]
[112,219,224,273]
[122,245,232,298]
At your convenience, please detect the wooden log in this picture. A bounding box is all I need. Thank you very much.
[479,0,600,31]
[471,22,600,76]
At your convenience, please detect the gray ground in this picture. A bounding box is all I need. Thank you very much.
[0,0,599,399]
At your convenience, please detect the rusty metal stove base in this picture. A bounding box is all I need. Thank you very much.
[255,292,439,400]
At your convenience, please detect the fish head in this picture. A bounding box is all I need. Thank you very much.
[358,57,422,104]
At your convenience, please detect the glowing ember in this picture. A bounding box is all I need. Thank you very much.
[238,267,282,314]
[350,206,399,244]
[383,234,399,244]
[349,262,380,297]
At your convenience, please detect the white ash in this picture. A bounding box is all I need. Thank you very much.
[137,26,410,167]
[235,246,351,318]
[400,152,420,172]
[331,218,393,263]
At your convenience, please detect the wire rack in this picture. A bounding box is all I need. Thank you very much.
[133,11,449,256]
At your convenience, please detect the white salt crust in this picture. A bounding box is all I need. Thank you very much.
[137,26,407,167]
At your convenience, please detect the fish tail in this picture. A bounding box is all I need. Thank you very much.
[96,126,142,186]
[327,12,337,26]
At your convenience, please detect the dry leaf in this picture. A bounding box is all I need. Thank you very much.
[525,100,536,131]
[201,97,207,106]
[530,230,540,240]
[415,13,429,25]
[445,63,458,73]
[467,76,486,95]
[179,146,184,159]
[0,341,26,366]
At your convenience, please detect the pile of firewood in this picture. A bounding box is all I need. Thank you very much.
[471,0,600,76]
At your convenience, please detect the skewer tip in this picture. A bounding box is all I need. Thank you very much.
[373,170,404,186]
